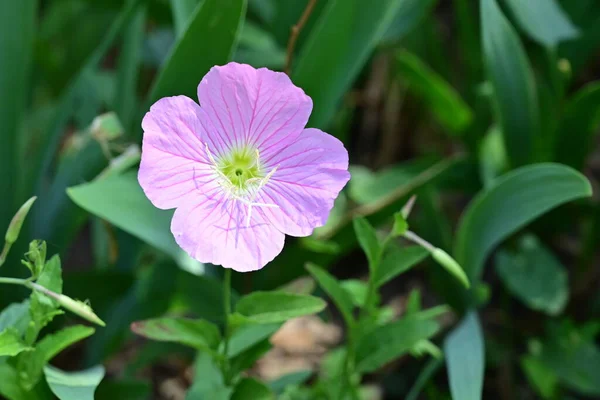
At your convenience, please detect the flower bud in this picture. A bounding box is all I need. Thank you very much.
[431,248,470,289]
[5,197,36,245]
[56,295,106,327]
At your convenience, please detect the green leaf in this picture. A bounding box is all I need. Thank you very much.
[392,212,409,237]
[130,318,220,351]
[232,378,274,400]
[554,81,600,170]
[0,301,30,335]
[444,312,485,400]
[535,324,600,396]
[68,172,193,266]
[504,0,579,48]
[521,356,558,400]
[148,0,246,103]
[305,264,354,325]
[169,0,200,37]
[227,323,280,357]
[0,0,36,224]
[17,325,95,390]
[352,217,381,271]
[0,361,28,400]
[29,255,64,340]
[0,329,32,357]
[235,291,326,324]
[395,50,473,134]
[355,313,440,373]
[454,163,592,282]
[340,280,370,308]
[374,245,428,287]
[381,0,438,43]
[293,0,408,128]
[268,370,312,394]
[44,365,105,400]
[481,0,539,166]
[496,236,568,315]
[229,338,271,376]
[186,352,231,400]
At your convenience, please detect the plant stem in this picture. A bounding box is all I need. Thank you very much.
[0,276,27,286]
[0,242,10,268]
[285,0,318,75]
[221,268,233,384]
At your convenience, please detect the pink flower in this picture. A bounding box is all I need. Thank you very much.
[138,63,350,272]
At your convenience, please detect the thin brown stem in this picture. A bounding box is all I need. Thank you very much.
[285,0,318,75]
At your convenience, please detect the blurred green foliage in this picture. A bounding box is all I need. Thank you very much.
[0,0,599,399]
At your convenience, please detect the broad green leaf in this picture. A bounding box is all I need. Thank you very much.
[0,329,32,357]
[0,0,36,223]
[44,365,105,400]
[130,318,220,350]
[454,163,592,281]
[293,0,408,128]
[481,0,540,167]
[352,217,381,271]
[305,264,354,325]
[148,0,246,103]
[381,0,438,43]
[232,378,274,400]
[355,313,440,373]
[479,125,508,187]
[554,81,600,170]
[444,312,485,400]
[504,0,579,48]
[235,291,326,324]
[17,325,95,390]
[375,245,429,287]
[396,50,473,134]
[169,0,200,37]
[68,172,192,265]
[0,301,30,335]
[186,352,231,400]
[496,236,568,315]
[227,323,280,357]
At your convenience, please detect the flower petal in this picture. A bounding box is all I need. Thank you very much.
[257,128,350,236]
[197,62,312,154]
[171,192,285,272]
[139,96,216,210]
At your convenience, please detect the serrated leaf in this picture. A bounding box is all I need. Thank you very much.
[444,312,485,400]
[355,313,440,373]
[44,365,105,400]
[306,264,354,325]
[352,217,381,271]
[29,255,64,340]
[455,163,592,282]
[374,245,429,287]
[0,329,32,357]
[481,0,540,166]
[235,292,326,324]
[130,317,220,351]
[232,378,274,400]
